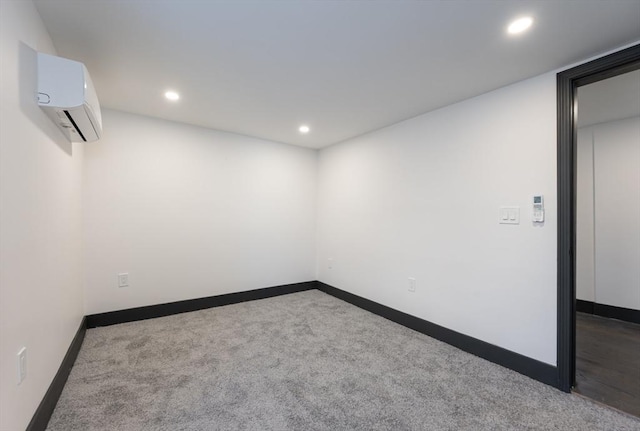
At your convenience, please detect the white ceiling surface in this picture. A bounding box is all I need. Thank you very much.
[578,70,640,128]
[34,1,640,149]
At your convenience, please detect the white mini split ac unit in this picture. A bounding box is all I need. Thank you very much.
[37,53,102,142]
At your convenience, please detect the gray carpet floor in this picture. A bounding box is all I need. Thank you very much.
[46,290,640,430]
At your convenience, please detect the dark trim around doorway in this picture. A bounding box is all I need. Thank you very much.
[556,43,640,393]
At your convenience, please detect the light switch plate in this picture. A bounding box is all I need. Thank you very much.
[499,207,520,224]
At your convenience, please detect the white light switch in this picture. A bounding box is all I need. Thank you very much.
[500,207,520,224]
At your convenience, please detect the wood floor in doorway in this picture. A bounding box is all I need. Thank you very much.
[574,312,640,417]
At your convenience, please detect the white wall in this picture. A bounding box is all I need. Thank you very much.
[317,73,558,365]
[595,117,640,310]
[83,109,317,314]
[0,2,85,430]
[577,117,640,310]
[0,4,634,425]
[576,127,596,302]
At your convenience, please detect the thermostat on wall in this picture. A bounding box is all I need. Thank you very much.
[533,195,544,222]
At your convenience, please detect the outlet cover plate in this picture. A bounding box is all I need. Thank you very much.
[17,347,26,385]
[408,277,416,292]
[118,273,129,287]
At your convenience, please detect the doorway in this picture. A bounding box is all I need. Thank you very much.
[573,71,640,415]
[556,43,640,404]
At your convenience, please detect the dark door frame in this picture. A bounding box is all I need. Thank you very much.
[556,43,640,392]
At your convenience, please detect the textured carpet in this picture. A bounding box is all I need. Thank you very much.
[46,290,640,430]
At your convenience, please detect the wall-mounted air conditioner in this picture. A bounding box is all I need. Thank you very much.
[37,53,102,142]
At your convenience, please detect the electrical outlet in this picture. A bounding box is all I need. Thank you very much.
[17,347,27,385]
[327,258,333,270]
[118,273,129,288]
[408,277,416,292]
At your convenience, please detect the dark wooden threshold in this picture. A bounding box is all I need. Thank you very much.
[575,312,640,417]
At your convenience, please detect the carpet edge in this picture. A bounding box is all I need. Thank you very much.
[26,316,87,431]
[316,281,560,390]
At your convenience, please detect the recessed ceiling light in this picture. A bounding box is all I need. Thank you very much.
[507,17,533,35]
[299,125,310,134]
[164,91,180,101]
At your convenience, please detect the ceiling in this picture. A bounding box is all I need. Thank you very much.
[34,1,640,149]
[577,69,640,128]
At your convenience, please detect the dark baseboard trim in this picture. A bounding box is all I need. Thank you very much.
[86,281,317,328]
[577,299,640,324]
[26,317,87,431]
[29,280,564,430]
[317,281,559,389]
[28,281,315,430]
[576,299,594,314]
